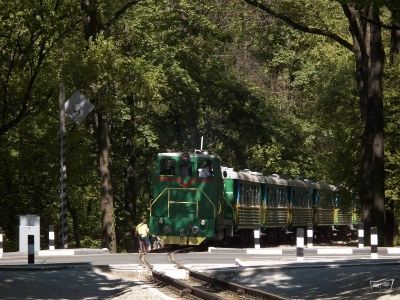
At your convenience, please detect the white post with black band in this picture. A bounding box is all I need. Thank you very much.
[358,223,364,248]
[307,223,313,248]
[254,224,260,249]
[297,228,304,261]
[371,227,378,259]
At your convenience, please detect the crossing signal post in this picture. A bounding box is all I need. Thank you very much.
[59,86,94,248]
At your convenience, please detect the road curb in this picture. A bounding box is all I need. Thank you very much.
[1,248,110,257]
[208,246,400,255]
[0,262,93,271]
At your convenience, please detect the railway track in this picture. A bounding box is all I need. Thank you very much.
[140,248,288,300]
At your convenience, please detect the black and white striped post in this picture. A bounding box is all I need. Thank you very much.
[59,84,68,249]
[254,224,260,249]
[28,235,34,265]
[307,223,313,248]
[49,225,55,250]
[358,223,364,248]
[296,228,304,261]
[0,227,3,257]
[371,227,378,259]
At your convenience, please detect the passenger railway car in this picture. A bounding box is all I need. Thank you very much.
[150,151,356,246]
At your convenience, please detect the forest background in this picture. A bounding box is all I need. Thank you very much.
[1,0,400,253]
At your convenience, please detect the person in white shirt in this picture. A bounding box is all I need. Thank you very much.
[199,163,212,178]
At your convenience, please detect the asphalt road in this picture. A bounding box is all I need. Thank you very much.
[1,247,400,299]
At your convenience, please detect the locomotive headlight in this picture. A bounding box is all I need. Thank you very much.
[163,226,171,234]
[158,217,165,225]
[200,219,206,226]
[192,226,199,234]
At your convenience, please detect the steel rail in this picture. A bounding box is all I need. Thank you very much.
[168,248,289,300]
[140,251,226,299]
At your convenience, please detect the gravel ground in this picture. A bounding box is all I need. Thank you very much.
[0,266,178,300]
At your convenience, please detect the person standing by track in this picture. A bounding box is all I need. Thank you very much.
[135,217,151,253]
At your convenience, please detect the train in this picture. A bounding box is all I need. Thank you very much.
[149,150,359,246]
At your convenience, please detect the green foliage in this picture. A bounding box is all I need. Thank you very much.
[2,0,400,251]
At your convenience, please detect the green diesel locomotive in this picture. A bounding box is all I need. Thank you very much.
[150,151,358,246]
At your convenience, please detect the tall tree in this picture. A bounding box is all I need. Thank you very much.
[243,0,400,245]
[79,0,141,252]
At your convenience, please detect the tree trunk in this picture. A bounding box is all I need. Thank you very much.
[347,5,386,245]
[369,9,386,245]
[390,10,400,66]
[96,112,117,253]
[68,205,82,248]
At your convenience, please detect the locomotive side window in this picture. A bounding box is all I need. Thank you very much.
[197,159,214,178]
[159,158,176,176]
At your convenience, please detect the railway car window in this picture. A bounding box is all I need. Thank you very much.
[240,184,244,205]
[269,188,273,207]
[159,158,176,176]
[251,186,255,206]
[319,191,333,208]
[272,187,277,207]
[279,189,283,207]
[255,186,259,206]
[304,191,310,207]
[245,185,250,206]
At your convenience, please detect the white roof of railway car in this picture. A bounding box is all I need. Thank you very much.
[157,152,219,159]
[222,166,337,190]
[222,167,266,182]
[264,176,290,186]
[223,168,291,185]
[287,179,317,188]
[314,182,336,191]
